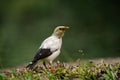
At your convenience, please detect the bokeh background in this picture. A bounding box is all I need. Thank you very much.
[0,0,120,68]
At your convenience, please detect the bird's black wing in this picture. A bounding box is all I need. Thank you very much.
[32,48,52,63]
[26,48,52,69]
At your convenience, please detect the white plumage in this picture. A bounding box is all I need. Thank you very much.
[26,26,69,69]
[40,35,62,63]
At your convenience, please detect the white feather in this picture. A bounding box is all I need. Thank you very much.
[40,35,62,52]
[39,35,62,63]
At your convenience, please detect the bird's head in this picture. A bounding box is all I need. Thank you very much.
[53,26,69,38]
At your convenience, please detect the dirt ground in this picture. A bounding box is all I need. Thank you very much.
[90,57,120,64]
[0,57,120,72]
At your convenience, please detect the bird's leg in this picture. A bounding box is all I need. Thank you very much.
[43,61,47,69]
[49,61,52,65]
[48,61,55,70]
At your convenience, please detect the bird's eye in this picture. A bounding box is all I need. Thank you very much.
[59,28,65,30]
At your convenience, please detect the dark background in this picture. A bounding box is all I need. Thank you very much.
[0,0,120,68]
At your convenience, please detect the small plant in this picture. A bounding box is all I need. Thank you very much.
[0,60,120,80]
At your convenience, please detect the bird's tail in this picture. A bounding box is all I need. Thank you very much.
[26,61,37,69]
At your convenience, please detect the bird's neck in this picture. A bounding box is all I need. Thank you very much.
[52,33,63,39]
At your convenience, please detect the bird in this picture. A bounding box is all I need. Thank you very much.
[26,26,69,69]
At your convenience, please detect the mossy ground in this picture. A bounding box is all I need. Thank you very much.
[0,59,120,80]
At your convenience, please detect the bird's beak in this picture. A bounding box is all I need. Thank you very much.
[65,26,70,29]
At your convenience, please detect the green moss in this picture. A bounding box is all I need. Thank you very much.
[0,61,120,80]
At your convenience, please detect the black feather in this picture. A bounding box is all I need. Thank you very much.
[34,48,52,60]
[26,61,37,69]
[26,48,52,69]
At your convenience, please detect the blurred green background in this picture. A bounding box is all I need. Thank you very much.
[0,0,120,68]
